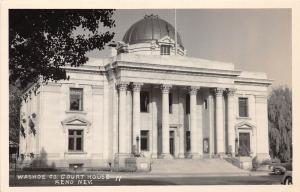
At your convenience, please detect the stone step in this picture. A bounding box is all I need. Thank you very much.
[150,158,248,174]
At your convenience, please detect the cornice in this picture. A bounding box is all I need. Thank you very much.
[64,66,106,75]
[112,61,241,78]
[235,78,272,86]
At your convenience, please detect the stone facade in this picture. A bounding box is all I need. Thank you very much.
[18,15,272,170]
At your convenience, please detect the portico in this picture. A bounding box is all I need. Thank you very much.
[115,79,237,159]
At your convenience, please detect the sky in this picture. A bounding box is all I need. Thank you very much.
[89,9,291,88]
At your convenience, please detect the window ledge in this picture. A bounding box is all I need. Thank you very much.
[65,152,87,155]
[64,152,87,159]
[237,116,251,120]
[65,110,87,115]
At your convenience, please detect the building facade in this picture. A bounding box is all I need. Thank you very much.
[18,14,272,169]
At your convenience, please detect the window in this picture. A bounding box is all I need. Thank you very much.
[186,94,190,114]
[68,130,83,151]
[160,45,171,55]
[140,91,150,112]
[204,99,208,110]
[169,93,173,114]
[239,97,248,117]
[70,88,83,111]
[186,131,191,152]
[140,130,149,151]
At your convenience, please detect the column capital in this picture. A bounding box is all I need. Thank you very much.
[187,86,200,95]
[226,88,236,97]
[117,81,129,91]
[160,84,172,94]
[131,82,143,92]
[213,88,225,97]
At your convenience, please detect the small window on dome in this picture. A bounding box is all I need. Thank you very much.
[161,45,171,55]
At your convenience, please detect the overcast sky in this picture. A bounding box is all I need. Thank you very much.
[89,9,291,88]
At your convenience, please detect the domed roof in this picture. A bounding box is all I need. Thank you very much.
[122,14,184,48]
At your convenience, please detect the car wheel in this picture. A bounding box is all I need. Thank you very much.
[284,177,292,185]
[274,168,282,175]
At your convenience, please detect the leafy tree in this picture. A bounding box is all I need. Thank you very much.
[9,9,115,142]
[9,84,22,142]
[9,9,115,88]
[268,86,292,162]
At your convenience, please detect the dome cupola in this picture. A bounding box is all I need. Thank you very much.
[117,14,186,56]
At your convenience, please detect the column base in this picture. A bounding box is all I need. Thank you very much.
[159,153,173,159]
[178,153,185,159]
[151,153,158,159]
[188,153,202,159]
[114,153,132,158]
[217,152,226,158]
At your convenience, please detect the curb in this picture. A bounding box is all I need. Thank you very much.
[95,171,271,178]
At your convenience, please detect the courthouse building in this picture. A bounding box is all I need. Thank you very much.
[18,14,272,169]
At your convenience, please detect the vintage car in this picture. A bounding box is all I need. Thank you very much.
[281,171,292,185]
[272,160,292,175]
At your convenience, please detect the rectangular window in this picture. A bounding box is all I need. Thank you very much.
[68,130,83,152]
[169,93,173,114]
[70,88,83,111]
[140,91,150,112]
[186,131,191,152]
[186,94,190,114]
[239,97,248,117]
[140,130,149,151]
[160,45,171,55]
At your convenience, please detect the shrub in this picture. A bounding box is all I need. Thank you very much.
[86,167,111,172]
[22,167,57,171]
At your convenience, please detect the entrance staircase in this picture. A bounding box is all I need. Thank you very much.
[150,158,249,174]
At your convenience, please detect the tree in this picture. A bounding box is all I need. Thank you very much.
[268,86,292,162]
[9,9,115,142]
[9,84,22,142]
[9,9,115,88]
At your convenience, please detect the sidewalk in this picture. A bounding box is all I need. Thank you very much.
[71,170,271,178]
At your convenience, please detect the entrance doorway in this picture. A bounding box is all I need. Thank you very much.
[169,131,175,156]
[238,132,250,156]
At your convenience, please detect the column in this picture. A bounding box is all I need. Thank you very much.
[214,88,225,156]
[117,81,129,155]
[227,88,236,156]
[151,86,158,158]
[188,86,201,159]
[160,84,172,159]
[132,82,143,155]
[112,84,118,157]
[208,94,215,156]
[178,89,185,158]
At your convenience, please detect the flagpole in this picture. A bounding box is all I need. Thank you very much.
[174,9,177,55]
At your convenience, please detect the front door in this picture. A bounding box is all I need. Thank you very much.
[238,132,250,156]
[169,131,175,156]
